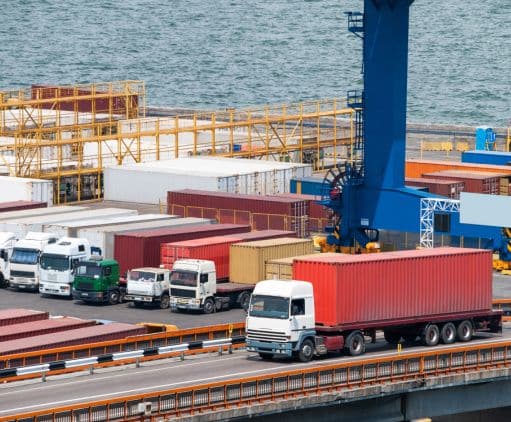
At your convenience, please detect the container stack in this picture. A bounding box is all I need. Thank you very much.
[405,177,465,199]
[0,201,47,213]
[229,237,315,284]
[0,176,53,206]
[167,189,310,237]
[275,193,330,232]
[422,170,508,195]
[265,252,338,280]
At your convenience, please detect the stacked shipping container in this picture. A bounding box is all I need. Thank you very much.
[0,201,47,213]
[167,189,309,237]
[0,309,49,326]
[0,317,96,342]
[276,193,330,232]
[422,170,507,195]
[405,177,465,199]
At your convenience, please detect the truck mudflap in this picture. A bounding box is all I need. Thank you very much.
[246,339,293,357]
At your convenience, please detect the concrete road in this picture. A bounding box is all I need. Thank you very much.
[1,327,510,416]
[0,287,246,329]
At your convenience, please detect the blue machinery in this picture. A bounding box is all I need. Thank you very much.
[321,0,504,255]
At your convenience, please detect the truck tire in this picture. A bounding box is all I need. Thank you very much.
[297,339,314,362]
[259,352,273,361]
[159,293,170,309]
[0,273,6,288]
[238,291,251,311]
[421,324,440,346]
[440,322,456,344]
[383,329,401,345]
[203,298,215,314]
[108,289,120,305]
[345,331,365,356]
[457,320,473,342]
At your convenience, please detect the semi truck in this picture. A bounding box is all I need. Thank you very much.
[39,237,93,297]
[245,248,502,362]
[124,267,171,309]
[169,259,254,314]
[0,232,16,288]
[72,257,125,304]
[9,232,58,291]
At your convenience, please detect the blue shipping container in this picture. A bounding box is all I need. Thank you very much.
[290,177,324,196]
[462,150,511,166]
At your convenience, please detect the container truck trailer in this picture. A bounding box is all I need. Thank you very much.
[0,232,16,287]
[246,248,502,362]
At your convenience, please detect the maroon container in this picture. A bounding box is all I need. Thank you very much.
[0,201,47,213]
[31,85,138,115]
[0,309,49,327]
[167,190,309,236]
[276,193,330,232]
[421,170,506,195]
[0,317,95,342]
[293,248,492,327]
[115,223,251,276]
[0,323,146,356]
[405,178,465,199]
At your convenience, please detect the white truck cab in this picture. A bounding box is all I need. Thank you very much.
[9,232,58,291]
[39,237,91,297]
[169,259,217,312]
[0,232,16,288]
[246,280,316,360]
[125,267,171,309]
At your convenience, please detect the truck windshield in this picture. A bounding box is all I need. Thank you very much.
[170,270,197,287]
[249,295,290,319]
[129,270,156,282]
[10,248,39,265]
[76,263,102,278]
[40,254,70,271]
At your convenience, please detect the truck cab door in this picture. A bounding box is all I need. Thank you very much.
[290,298,308,331]
[155,273,164,296]
[199,273,209,296]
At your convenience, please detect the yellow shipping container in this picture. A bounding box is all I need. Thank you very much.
[265,252,339,280]
[230,237,315,284]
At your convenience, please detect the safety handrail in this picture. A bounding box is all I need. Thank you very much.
[0,322,245,370]
[2,338,511,421]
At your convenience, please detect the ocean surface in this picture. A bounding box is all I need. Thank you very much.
[1,0,509,125]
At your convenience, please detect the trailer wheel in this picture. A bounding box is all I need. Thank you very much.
[457,320,473,342]
[159,294,170,309]
[440,322,456,344]
[345,331,365,356]
[421,324,440,346]
[297,339,314,362]
[238,291,251,311]
[108,289,120,305]
[259,353,273,361]
[203,298,215,314]
[383,330,401,345]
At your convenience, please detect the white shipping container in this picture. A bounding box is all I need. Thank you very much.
[104,157,313,204]
[1,208,138,238]
[43,213,177,238]
[0,205,89,222]
[0,176,54,206]
[78,217,214,259]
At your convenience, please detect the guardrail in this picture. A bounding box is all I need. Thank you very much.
[0,322,245,371]
[2,339,511,421]
[492,299,511,322]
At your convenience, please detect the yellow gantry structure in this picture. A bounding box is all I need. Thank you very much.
[0,81,356,203]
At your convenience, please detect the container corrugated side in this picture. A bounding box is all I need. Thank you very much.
[422,170,505,194]
[0,201,47,213]
[0,176,53,206]
[265,252,337,280]
[0,309,49,326]
[115,224,251,276]
[462,150,511,166]
[405,178,465,199]
[405,159,511,179]
[0,322,147,355]
[230,238,315,284]
[0,317,96,342]
[0,205,88,222]
[292,248,493,327]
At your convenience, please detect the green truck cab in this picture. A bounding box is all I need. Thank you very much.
[72,257,125,305]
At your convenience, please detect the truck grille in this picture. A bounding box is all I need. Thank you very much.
[10,270,35,278]
[170,288,195,298]
[246,329,288,343]
[75,281,94,291]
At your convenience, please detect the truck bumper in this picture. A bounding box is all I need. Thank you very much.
[73,290,105,302]
[170,298,201,310]
[125,294,154,303]
[246,339,293,357]
[10,278,38,290]
[40,283,71,297]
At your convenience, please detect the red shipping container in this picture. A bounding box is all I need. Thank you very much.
[115,224,250,276]
[0,323,146,356]
[405,178,465,199]
[0,317,95,342]
[167,190,309,237]
[276,193,331,231]
[422,170,506,195]
[292,248,492,327]
[0,201,47,213]
[0,309,48,327]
